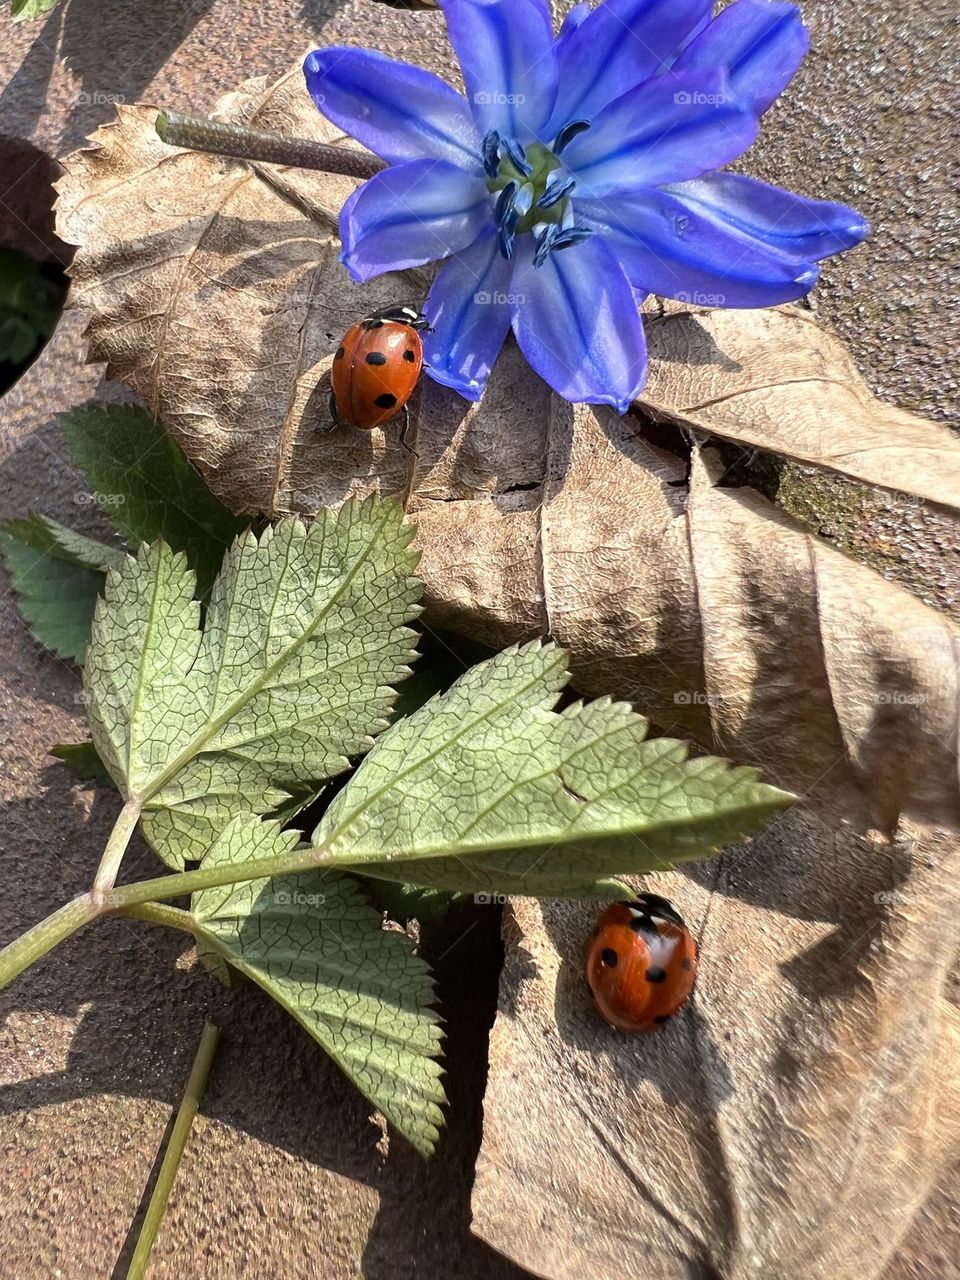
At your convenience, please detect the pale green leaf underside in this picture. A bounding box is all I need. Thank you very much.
[192,818,444,1154]
[12,0,61,21]
[83,500,420,867]
[313,642,794,896]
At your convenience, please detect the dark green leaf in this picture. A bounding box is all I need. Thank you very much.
[358,876,465,927]
[0,512,125,573]
[0,314,36,364]
[0,528,105,662]
[60,405,247,597]
[50,741,114,786]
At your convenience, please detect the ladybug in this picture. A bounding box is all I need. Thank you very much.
[585,894,698,1032]
[329,304,430,438]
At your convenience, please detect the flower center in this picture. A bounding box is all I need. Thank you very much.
[481,127,595,264]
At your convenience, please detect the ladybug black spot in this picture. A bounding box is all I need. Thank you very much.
[374,393,398,409]
[681,957,692,971]
[403,348,417,362]
[645,966,667,983]
[653,1014,672,1024]
[334,346,345,360]
[365,351,387,366]
[600,948,618,968]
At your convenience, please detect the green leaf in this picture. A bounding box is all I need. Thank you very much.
[358,876,465,927]
[60,405,247,597]
[191,817,444,1154]
[0,512,126,573]
[0,314,36,364]
[82,501,420,867]
[312,642,794,897]
[0,523,114,662]
[11,0,62,21]
[50,741,114,786]
[0,248,63,335]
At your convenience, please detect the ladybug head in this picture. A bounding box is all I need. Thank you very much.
[370,303,433,332]
[627,893,686,927]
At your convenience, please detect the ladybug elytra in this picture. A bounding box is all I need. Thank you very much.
[585,894,698,1032]
[329,304,430,437]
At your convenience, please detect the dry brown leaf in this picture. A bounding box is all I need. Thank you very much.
[52,62,960,1280]
[473,817,960,1280]
[640,303,960,512]
[416,426,960,834]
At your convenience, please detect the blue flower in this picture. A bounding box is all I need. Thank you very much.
[304,0,867,412]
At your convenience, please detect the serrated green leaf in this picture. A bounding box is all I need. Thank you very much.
[50,741,114,786]
[11,0,61,21]
[0,512,126,573]
[83,501,420,867]
[191,817,444,1154]
[358,876,466,927]
[195,936,247,990]
[60,405,247,597]
[312,641,794,896]
[0,527,107,662]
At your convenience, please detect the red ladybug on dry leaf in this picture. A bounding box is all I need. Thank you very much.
[328,304,430,444]
[585,894,698,1032]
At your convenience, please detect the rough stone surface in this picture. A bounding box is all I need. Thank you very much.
[0,0,957,1276]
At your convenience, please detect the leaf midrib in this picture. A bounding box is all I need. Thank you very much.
[327,782,785,868]
[322,652,569,846]
[134,509,394,802]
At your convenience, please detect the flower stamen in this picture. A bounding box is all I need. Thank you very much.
[553,119,591,154]
[551,226,594,252]
[494,179,520,226]
[533,223,560,267]
[482,130,501,179]
[486,137,575,257]
[537,173,575,210]
[501,137,532,177]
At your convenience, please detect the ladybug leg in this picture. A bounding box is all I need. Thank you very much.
[398,405,420,460]
[319,389,340,433]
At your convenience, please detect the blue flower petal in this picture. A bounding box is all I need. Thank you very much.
[549,0,712,132]
[664,172,870,260]
[304,47,482,170]
[439,0,558,140]
[556,2,590,44]
[339,161,492,283]
[672,0,809,116]
[510,236,647,411]
[422,230,514,400]
[562,69,759,196]
[577,187,820,307]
